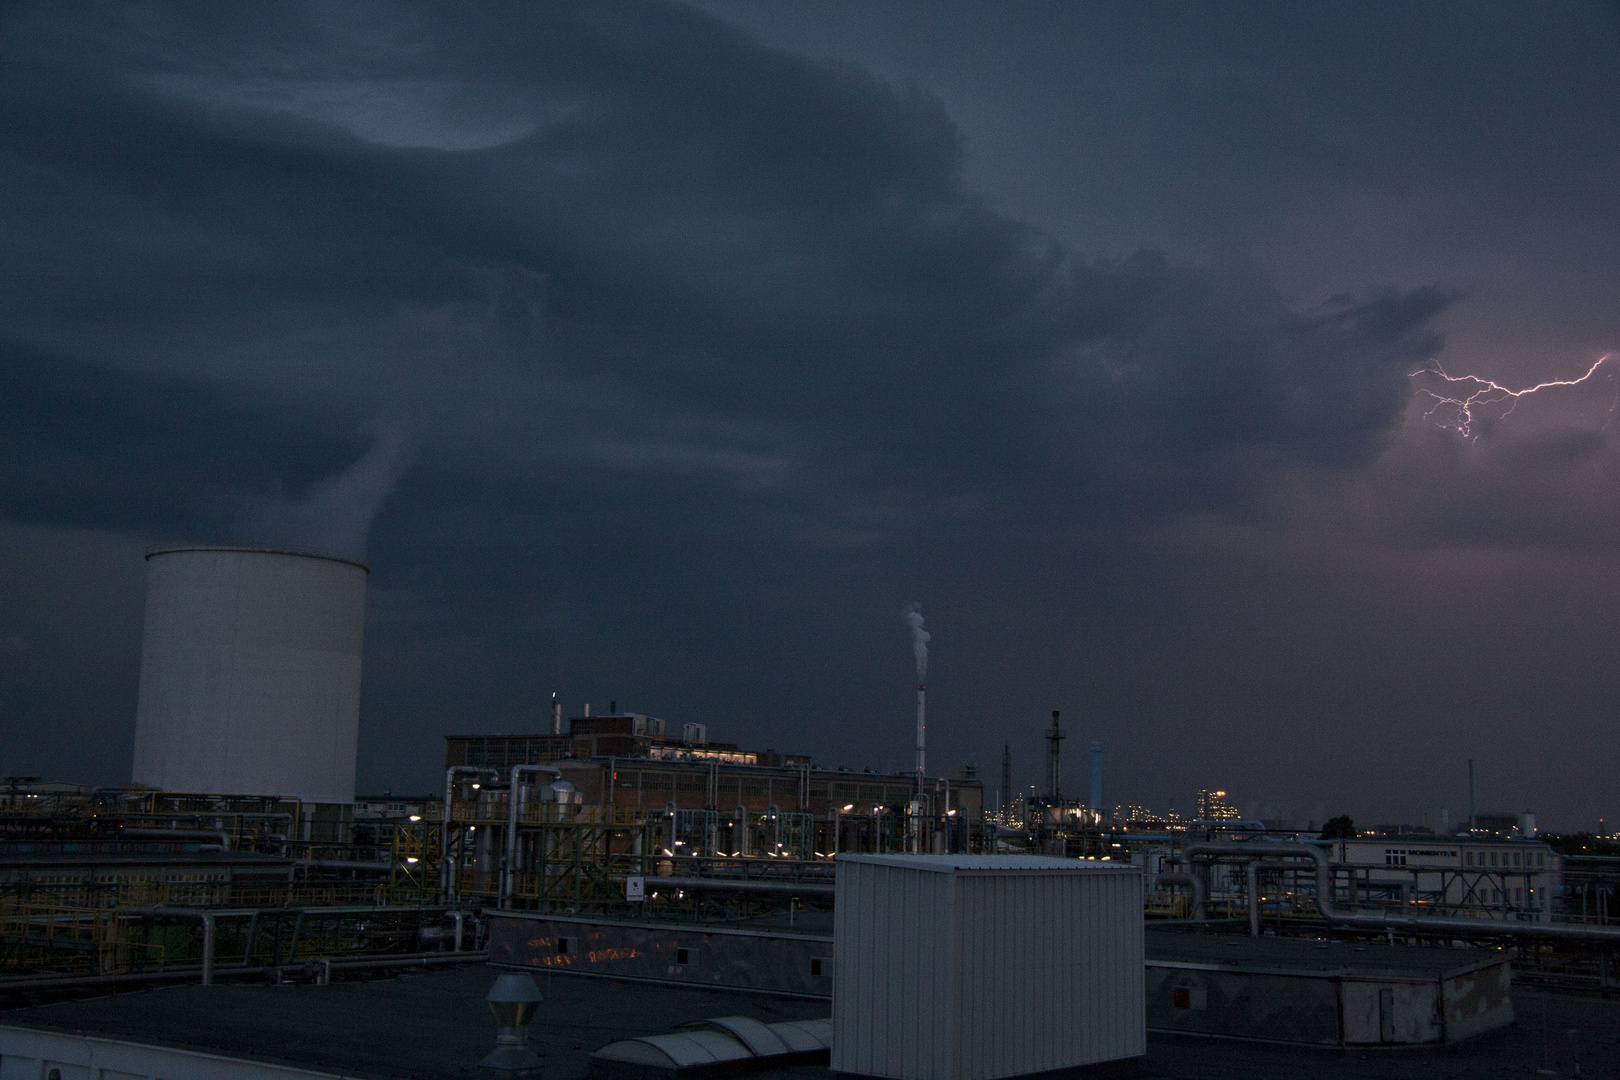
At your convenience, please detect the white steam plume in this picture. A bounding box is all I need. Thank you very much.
[245,424,413,560]
[904,602,930,682]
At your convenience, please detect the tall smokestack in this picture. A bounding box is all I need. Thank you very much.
[551,692,562,735]
[904,604,930,794]
[1001,743,1011,817]
[1468,759,1476,832]
[916,684,926,793]
[1046,711,1064,801]
[1090,741,1103,814]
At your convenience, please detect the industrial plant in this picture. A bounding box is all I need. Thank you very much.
[1,545,1617,1078]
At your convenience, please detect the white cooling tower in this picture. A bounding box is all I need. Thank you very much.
[131,547,368,804]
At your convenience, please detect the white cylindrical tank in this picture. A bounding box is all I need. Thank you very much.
[131,547,368,804]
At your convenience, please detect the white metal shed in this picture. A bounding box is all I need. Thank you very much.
[832,854,1144,1080]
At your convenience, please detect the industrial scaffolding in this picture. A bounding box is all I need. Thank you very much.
[434,769,977,917]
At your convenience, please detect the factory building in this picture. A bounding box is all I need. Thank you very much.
[439,711,986,910]
[1332,835,1557,919]
[447,712,982,823]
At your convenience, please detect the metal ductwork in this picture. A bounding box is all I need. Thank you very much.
[1173,841,1620,944]
[501,764,562,909]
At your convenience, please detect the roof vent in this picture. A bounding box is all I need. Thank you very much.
[481,972,543,1074]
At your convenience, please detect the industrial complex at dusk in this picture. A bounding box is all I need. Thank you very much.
[1,542,1617,1078]
[4,2,1620,1078]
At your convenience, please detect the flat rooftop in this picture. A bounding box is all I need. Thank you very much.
[2,963,1615,1080]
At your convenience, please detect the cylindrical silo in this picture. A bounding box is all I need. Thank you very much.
[131,547,368,804]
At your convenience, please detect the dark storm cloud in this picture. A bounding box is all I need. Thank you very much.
[0,340,368,538]
[1040,265,1450,522]
[0,0,1445,553]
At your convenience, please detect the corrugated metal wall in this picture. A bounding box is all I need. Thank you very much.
[832,855,1143,1080]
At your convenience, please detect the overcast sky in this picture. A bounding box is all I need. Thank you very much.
[2,1,1617,829]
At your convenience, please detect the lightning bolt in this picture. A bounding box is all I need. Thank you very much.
[1411,354,1615,437]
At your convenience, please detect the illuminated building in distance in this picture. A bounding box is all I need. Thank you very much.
[1195,789,1241,821]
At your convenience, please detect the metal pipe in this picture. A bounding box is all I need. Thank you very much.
[1155,872,1205,921]
[126,907,253,984]
[1246,861,1260,937]
[119,828,231,851]
[504,764,562,908]
[1178,842,1620,944]
[443,766,500,904]
[0,951,489,992]
[646,876,835,897]
[126,904,433,917]
[1187,820,1267,832]
[292,860,393,871]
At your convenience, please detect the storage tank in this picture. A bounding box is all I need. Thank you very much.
[131,547,368,804]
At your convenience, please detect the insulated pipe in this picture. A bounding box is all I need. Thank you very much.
[442,766,501,904]
[1188,820,1267,832]
[1177,842,1620,945]
[1154,872,1206,921]
[128,907,257,984]
[1246,861,1260,937]
[647,876,835,897]
[120,828,231,851]
[503,764,562,908]
[0,951,487,992]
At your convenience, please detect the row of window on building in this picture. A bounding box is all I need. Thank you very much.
[1380,848,1545,869]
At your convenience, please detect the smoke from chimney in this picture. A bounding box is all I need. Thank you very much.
[904,602,929,682]
[244,423,413,559]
